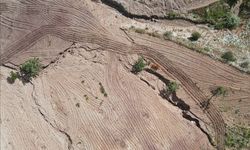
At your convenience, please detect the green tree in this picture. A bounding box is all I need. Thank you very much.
[132,57,146,74]
[20,58,41,81]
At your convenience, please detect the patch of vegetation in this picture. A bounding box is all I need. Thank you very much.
[134,28,146,34]
[212,86,227,96]
[7,58,42,84]
[99,82,107,97]
[163,31,173,40]
[20,58,41,81]
[167,81,179,93]
[129,26,146,34]
[203,47,210,52]
[84,94,89,101]
[225,126,250,149]
[147,31,161,38]
[194,2,240,29]
[226,0,238,7]
[239,0,250,18]
[189,31,201,41]
[240,61,249,68]
[166,11,180,20]
[215,14,240,30]
[132,57,146,74]
[75,103,80,108]
[7,71,19,83]
[221,51,236,62]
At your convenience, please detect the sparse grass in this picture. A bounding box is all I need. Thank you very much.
[166,11,180,19]
[212,86,227,96]
[225,126,250,149]
[132,57,146,74]
[163,31,173,40]
[221,51,236,62]
[189,31,201,41]
[99,82,107,97]
[147,31,161,38]
[203,47,210,52]
[134,28,146,34]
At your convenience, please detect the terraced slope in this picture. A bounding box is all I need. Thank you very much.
[1,0,249,149]
[1,49,213,150]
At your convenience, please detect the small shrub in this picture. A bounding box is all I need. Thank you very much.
[167,81,179,93]
[163,31,173,40]
[240,61,249,68]
[203,47,210,52]
[167,11,179,19]
[221,51,236,62]
[7,71,19,83]
[134,28,146,34]
[189,31,201,41]
[20,58,41,81]
[147,31,160,38]
[212,86,227,96]
[132,57,146,74]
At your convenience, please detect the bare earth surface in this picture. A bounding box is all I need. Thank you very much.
[1,48,213,149]
[0,0,250,150]
[101,0,219,16]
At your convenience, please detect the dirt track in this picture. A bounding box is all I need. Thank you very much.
[1,0,250,149]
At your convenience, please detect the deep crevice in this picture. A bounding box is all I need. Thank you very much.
[30,81,73,150]
[140,77,155,90]
[42,42,75,69]
[100,0,208,24]
[144,68,215,146]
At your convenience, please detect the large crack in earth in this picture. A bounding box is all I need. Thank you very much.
[144,68,215,146]
[100,0,208,24]
[30,81,73,150]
